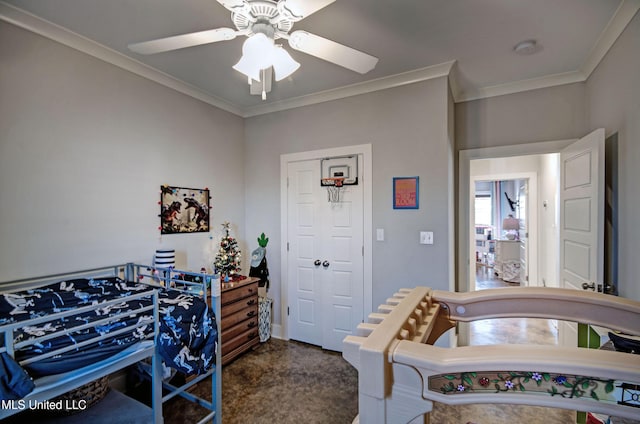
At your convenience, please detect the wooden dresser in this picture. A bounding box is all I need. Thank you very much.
[219,277,260,364]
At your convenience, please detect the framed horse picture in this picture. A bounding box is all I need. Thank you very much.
[160,185,211,234]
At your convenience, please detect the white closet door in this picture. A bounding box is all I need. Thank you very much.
[287,158,363,351]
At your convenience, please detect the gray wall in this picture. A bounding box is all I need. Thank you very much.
[0,22,246,281]
[586,11,640,300]
[244,78,453,325]
[456,83,588,150]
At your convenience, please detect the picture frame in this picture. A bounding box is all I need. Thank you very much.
[160,185,210,234]
[393,176,419,209]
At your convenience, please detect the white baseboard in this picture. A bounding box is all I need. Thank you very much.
[270,324,284,339]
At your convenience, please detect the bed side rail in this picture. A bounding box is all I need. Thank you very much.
[343,287,640,423]
[432,287,640,336]
[394,340,640,421]
[1,290,158,363]
[0,264,126,293]
[126,263,212,299]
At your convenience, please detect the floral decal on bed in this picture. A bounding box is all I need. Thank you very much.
[429,370,639,409]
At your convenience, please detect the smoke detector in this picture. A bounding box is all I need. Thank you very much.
[513,39,541,55]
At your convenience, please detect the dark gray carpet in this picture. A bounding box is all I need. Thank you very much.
[163,338,358,424]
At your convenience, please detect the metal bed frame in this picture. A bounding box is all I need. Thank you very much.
[128,263,222,424]
[0,263,222,424]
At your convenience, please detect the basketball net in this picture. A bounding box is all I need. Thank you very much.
[322,178,344,203]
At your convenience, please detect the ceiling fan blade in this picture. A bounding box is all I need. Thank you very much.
[279,0,335,20]
[216,0,252,14]
[128,27,237,55]
[288,31,378,74]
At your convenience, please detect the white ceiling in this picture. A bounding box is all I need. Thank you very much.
[1,0,638,117]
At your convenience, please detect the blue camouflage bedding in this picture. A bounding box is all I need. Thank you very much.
[0,277,217,381]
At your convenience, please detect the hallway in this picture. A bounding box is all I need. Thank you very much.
[470,265,559,346]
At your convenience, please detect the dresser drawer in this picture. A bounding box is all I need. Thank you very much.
[221,303,258,331]
[222,327,259,356]
[221,282,258,305]
[222,316,258,342]
[221,295,258,316]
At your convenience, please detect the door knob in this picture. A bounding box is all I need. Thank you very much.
[322,260,330,268]
[582,282,596,291]
[314,260,321,266]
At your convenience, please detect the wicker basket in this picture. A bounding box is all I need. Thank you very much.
[48,376,110,416]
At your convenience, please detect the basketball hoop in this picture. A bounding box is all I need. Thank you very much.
[321,177,345,203]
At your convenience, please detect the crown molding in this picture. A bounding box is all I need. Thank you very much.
[455,70,587,103]
[447,61,463,102]
[581,0,640,78]
[0,1,243,116]
[242,61,455,117]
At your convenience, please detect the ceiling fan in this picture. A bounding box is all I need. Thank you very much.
[128,0,379,98]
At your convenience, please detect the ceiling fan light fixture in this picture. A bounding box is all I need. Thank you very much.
[233,32,275,81]
[272,46,300,81]
[233,54,262,82]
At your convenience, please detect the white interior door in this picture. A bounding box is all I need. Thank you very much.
[287,160,323,346]
[559,128,605,347]
[287,159,364,352]
[517,180,528,285]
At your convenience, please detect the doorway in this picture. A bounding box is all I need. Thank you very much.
[280,144,372,352]
[471,170,540,291]
[458,139,573,295]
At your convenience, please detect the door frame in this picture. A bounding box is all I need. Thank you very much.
[470,171,537,291]
[458,139,575,293]
[280,144,372,341]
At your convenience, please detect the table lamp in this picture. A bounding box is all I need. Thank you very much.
[502,215,520,240]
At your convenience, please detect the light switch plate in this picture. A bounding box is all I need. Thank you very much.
[420,231,434,245]
[376,228,384,241]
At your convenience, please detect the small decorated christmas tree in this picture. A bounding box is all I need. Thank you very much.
[214,221,242,281]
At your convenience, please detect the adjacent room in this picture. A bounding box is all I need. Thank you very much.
[1,1,639,423]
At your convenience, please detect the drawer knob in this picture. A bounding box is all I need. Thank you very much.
[247,299,256,306]
[247,310,256,318]
[314,259,321,266]
[322,260,330,268]
[248,321,257,328]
